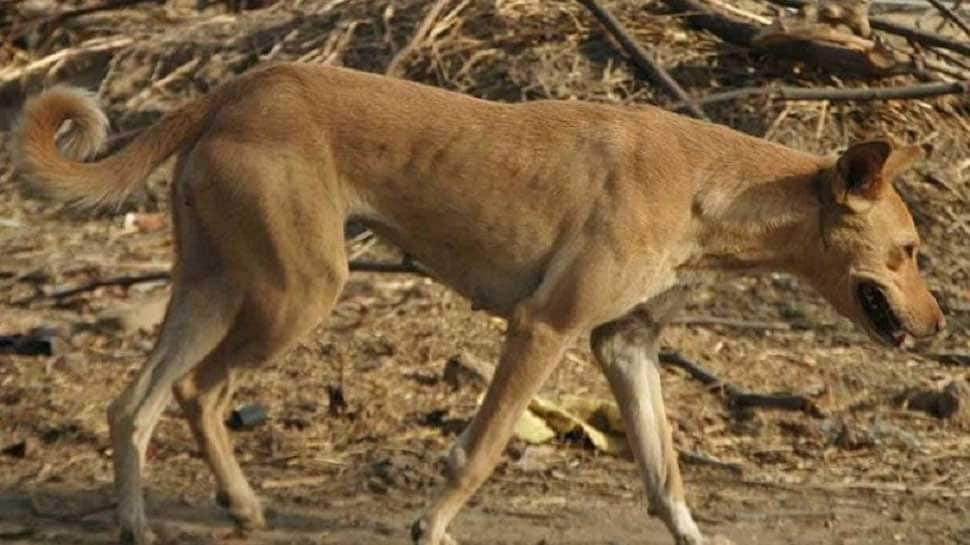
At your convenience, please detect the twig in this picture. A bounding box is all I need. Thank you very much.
[577,0,709,120]
[764,0,970,56]
[730,392,823,416]
[125,57,202,111]
[659,351,824,417]
[347,235,378,261]
[705,0,772,25]
[814,99,829,140]
[260,475,333,490]
[385,0,452,77]
[930,45,970,74]
[670,315,793,331]
[0,36,134,85]
[926,0,970,39]
[4,0,162,43]
[349,259,424,275]
[731,509,836,521]
[677,448,744,474]
[673,80,970,110]
[659,351,723,388]
[927,352,970,366]
[14,259,425,305]
[35,272,170,303]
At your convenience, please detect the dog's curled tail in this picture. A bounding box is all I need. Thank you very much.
[15,86,209,209]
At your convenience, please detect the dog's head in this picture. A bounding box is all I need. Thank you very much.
[804,140,945,347]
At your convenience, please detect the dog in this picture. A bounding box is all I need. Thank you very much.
[15,63,945,545]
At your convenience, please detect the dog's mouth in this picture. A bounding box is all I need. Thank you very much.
[857,281,905,347]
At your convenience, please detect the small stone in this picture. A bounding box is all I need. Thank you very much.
[2,437,39,459]
[226,404,267,431]
[123,212,165,233]
[0,328,65,357]
[896,380,968,420]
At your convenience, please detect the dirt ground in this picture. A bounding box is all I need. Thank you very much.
[1,1,970,544]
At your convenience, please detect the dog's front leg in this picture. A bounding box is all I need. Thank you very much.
[591,307,732,545]
[412,305,573,545]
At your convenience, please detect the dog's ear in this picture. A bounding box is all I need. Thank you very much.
[882,144,921,179]
[831,139,912,213]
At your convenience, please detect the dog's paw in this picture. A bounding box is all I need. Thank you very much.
[410,517,458,545]
[119,526,156,545]
[216,490,267,531]
[230,506,267,531]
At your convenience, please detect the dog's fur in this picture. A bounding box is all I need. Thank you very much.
[15,63,945,545]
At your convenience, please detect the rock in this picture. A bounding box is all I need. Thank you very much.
[0,327,66,357]
[226,403,267,431]
[1,437,39,459]
[895,380,969,420]
[944,380,970,425]
[123,212,165,234]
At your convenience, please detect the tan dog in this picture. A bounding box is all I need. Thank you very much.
[15,63,944,545]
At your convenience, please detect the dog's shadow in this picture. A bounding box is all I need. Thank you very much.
[0,486,405,544]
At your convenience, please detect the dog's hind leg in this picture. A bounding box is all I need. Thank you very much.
[164,140,349,535]
[171,270,346,531]
[110,140,349,543]
[172,354,257,528]
[590,291,733,545]
[109,275,240,545]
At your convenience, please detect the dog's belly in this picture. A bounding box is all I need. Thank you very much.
[363,221,547,317]
[441,267,538,315]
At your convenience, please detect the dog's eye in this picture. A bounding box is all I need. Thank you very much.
[903,244,918,259]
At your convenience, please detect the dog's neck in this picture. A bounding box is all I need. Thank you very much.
[689,147,830,275]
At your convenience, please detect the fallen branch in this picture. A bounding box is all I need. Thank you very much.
[673,79,970,111]
[15,259,425,304]
[578,0,708,120]
[665,0,908,77]
[5,0,163,43]
[659,351,824,418]
[0,36,133,85]
[765,0,970,56]
[926,0,970,39]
